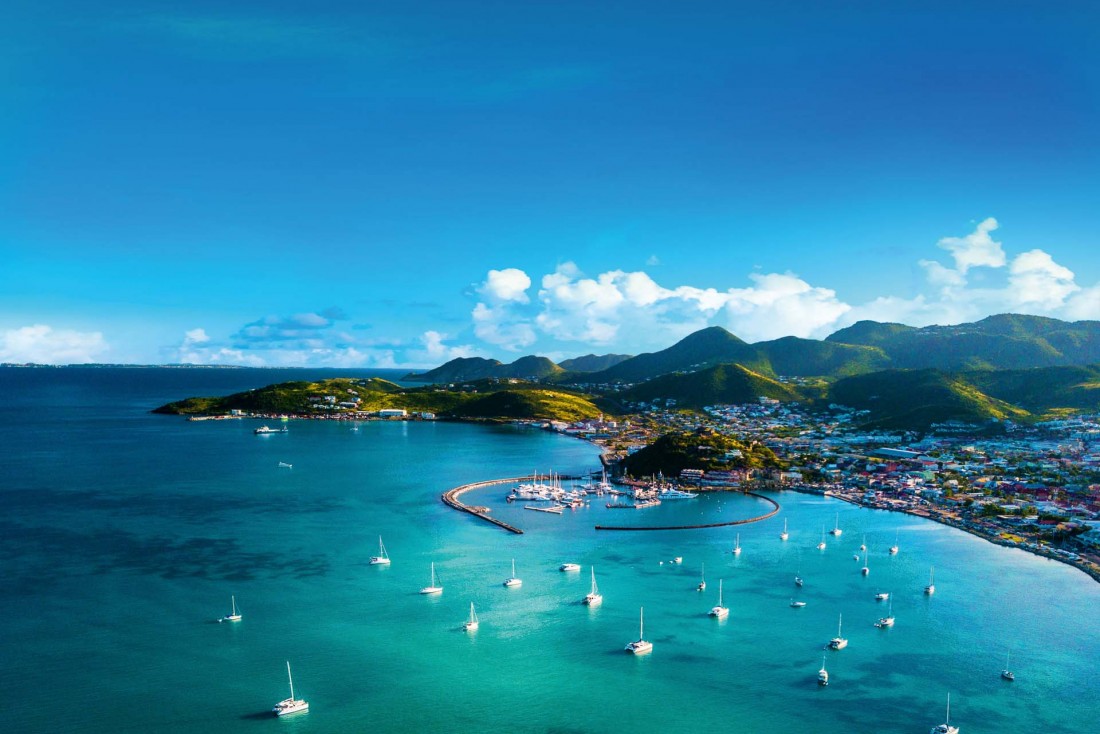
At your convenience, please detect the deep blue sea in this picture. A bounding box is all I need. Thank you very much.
[2,367,1098,733]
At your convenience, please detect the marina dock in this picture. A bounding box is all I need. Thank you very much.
[441,477,527,534]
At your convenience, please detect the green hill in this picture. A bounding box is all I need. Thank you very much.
[579,327,765,383]
[404,355,562,382]
[754,336,890,377]
[620,363,801,408]
[622,428,782,478]
[453,389,602,421]
[827,369,1030,429]
[962,364,1100,414]
[558,353,632,372]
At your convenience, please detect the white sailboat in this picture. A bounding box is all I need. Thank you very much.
[790,599,806,608]
[419,562,443,595]
[875,591,890,601]
[1001,651,1014,681]
[697,563,706,592]
[875,599,895,628]
[625,606,653,654]
[503,558,522,587]
[861,550,870,576]
[708,579,729,619]
[924,565,936,595]
[732,533,742,555]
[829,513,843,536]
[889,529,899,555]
[817,654,829,686]
[559,562,581,572]
[368,536,391,566]
[828,613,848,649]
[859,535,867,552]
[929,693,959,734]
[583,566,603,607]
[817,526,827,550]
[464,602,479,631]
[780,518,789,541]
[219,595,242,623]
[272,661,309,716]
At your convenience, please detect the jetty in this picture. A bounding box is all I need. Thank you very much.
[441,477,527,534]
[595,491,780,531]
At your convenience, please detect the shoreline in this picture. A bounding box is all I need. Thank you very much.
[789,486,1100,584]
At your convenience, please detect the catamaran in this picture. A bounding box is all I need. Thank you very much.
[697,563,706,592]
[875,591,890,601]
[369,536,391,565]
[861,550,870,576]
[464,602,479,632]
[924,565,936,595]
[929,693,959,734]
[420,562,443,595]
[503,558,522,587]
[780,518,789,541]
[625,606,653,654]
[709,579,729,619]
[583,566,603,607]
[272,661,308,716]
[889,529,899,555]
[219,595,242,623]
[829,513,843,536]
[828,613,848,649]
[817,654,829,686]
[817,526,827,550]
[875,599,895,628]
[732,533,742,555]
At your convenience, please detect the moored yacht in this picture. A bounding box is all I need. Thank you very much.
[464,602,479,632]
[219,595,242,622]
[254,425,287,435]
[889,529,899,555]
[875,591,890,601]
[828,613,848,649]
[559,562,581,572]
[861,550,870,576]
[1001,651,1014,681]
[272,661,308,716]
[929,693,959,734]
[817,526,827,550]
[709,579,729,619]
[818,654,829,686]
[829,513,843,536]
[779,518,789,541]
[731,533,742,556]
[697,563,706,592]
[419,562,443,595]
[368,536,391,565]
[924,565,936,595]
[583,567,603,607]
[503,559,522,587]
[659,487,698,499]
[790,599,806,608]
[859,535,867,552]
[875,600,895,628]
[625,607,652,654]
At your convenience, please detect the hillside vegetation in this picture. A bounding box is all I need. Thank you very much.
[622,428,782,478]
[620,363,801,408]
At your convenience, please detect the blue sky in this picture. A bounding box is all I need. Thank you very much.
[2,1,1098,366]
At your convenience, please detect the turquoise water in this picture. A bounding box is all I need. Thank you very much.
[2,368,1098,733]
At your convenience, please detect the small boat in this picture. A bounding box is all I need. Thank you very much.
[924,565,936,595]
[861,550,870,576]
[929,693,959,734]
[875,600,895,628]
[419,562,443,595]
[697,563,706,592]
[272,661,308,716]
[219,595,242,622]
[583,567,603,607]
[625,606,653,654]
[559,562,581,572]
[671,556,683,564]
[828,613,848,650]
[779,518,789,541]
[829,513,843,536]
[790,599,806,608]
[464,602,479,632]
[817,526,827,550]
[731,533,742,556]
[277,461,293,469]
[889,529,899,555]
[875,591,890,601]
[708,579,729,619]
[1001,651,1014,681]
[795,575,804,587]
[853,554,860,561]
[818,654,829,686]
[368,536,391,566]
[859,535,866,552]
[503,559,522,587]
[254,425,287,435]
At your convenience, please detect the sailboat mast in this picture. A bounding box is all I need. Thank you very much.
[640,606,644,638]
[287,661,295,701]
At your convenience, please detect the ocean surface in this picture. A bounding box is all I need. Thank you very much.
[2,367,1098,734]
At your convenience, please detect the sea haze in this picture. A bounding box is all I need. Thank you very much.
[1,368,1097,733]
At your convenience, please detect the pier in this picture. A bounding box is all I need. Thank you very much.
[441,477,527,534]
[594,491,780,531]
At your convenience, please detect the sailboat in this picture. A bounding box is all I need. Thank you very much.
[924,565,936,595]
[859,535,867,552]
[503,558,522,587]
[929,693,959,734]
[795,553,804,587]
[625,606,653,654]
[790,598,806,608]
[889,529,899,555]
[420,562,443,594]
[272,661,309,716]
[875,591,890,601]
[861,550,870,576]
[829,513,843,536]
[219,595,242,623]
[817,654,829,686]
[368,536,391,566]
[584,567,603,607]
[464,602,479,631]
[1001,651,1014,681]
[828,613,848,649]
[780,518,789,541]
[875,599,895,628]
[817,526,827,550]
[732,533,742,556]
[708,579,729,619]
[697,563,706,592]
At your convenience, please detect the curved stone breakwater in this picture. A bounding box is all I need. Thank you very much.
[594,491,780,531]
[441,476,529,534]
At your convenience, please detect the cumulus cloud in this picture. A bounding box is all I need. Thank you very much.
[935,217,1005,274]
[722,273,851,342]
[479,268,532,303]
[470,269,537,350]
[1007,249,1079,310]
[0,324,109,364]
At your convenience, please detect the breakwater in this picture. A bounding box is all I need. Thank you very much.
[594,491,780,531]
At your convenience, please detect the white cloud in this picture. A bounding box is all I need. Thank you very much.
[722,273,851,341]
[1063,283,1100,320]
[479,268,532,303]
[0,324,109,364]
[183,328,209,345]
[1007,249,1079,311]
[472,302,536,350]
[936,217,1005,274]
